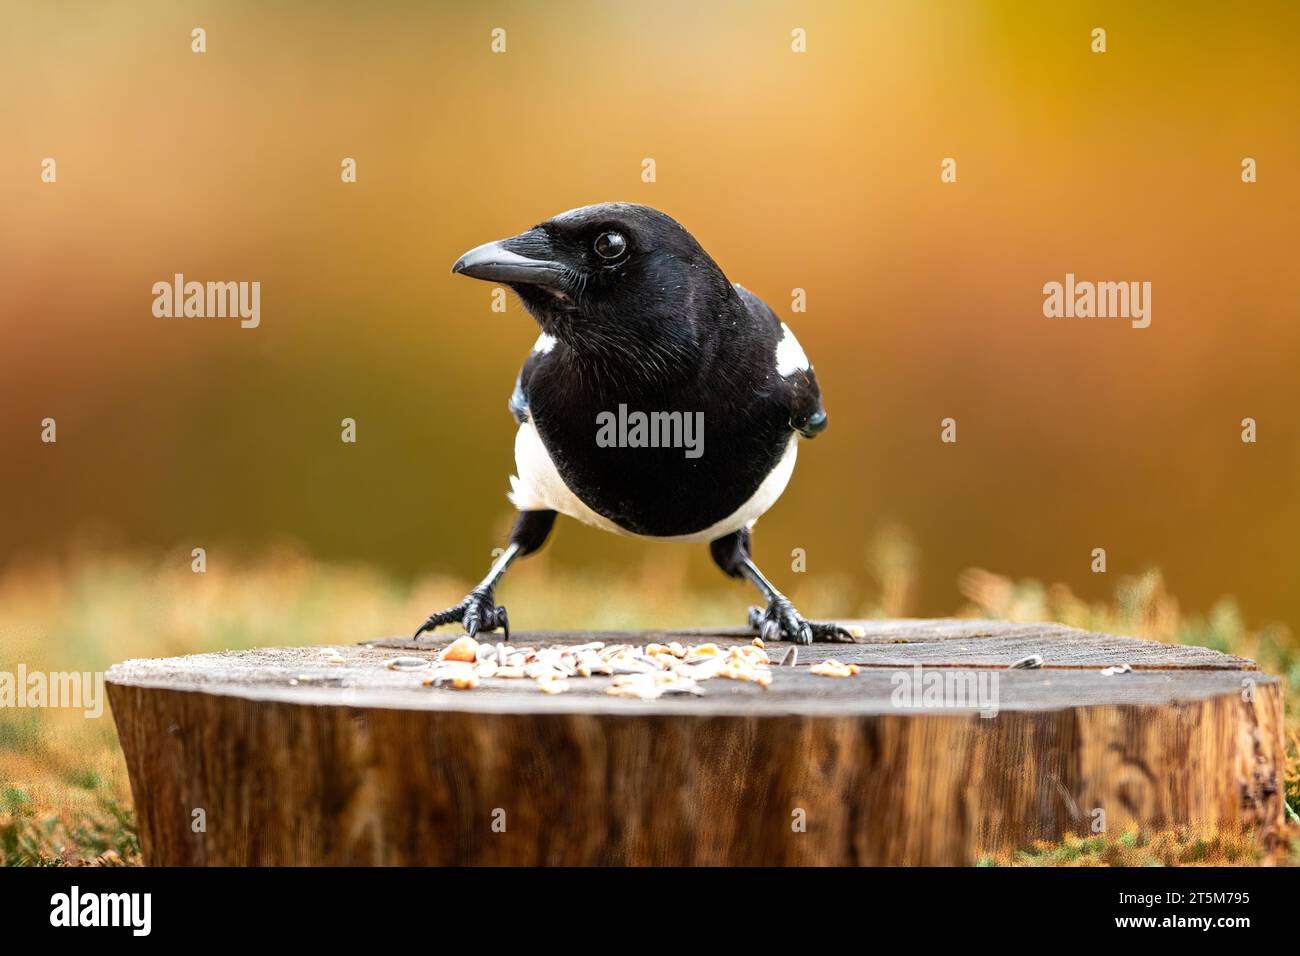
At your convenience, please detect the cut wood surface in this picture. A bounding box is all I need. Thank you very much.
[106,619,1287,865]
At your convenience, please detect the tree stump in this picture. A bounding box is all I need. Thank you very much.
[106,620,1286,865]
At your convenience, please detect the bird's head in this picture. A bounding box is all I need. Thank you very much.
[451,203,733,354]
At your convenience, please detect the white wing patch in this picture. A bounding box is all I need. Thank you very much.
[533,332,557,353]
[774,322,811,376]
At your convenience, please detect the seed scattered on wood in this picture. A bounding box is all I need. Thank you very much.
[524,661,564,680]
[1008,654,1044,670]
[810,660,859,678]
[729,644,770,666]
[441,636,479,663]
[535,673,569,694]
[717,663,772,687]
[385,657,430,671]
[607,675,662,699]
[414,638,796,695]
[422,662,479,689]
[606,672,703,699]
[610,657,658,675]
[1101,663,1133,676]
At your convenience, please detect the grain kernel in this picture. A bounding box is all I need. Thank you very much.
[810,660,858,678]
[441,636,479,663]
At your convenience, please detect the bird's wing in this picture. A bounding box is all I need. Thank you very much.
[508,373,530,424]
[506,374,527,424]
[508,338,554,424]
[733,284,828,438]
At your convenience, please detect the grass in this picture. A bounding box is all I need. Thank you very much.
[0,784,136,867]
[978,827,1300,867]
[0,536,1296,865]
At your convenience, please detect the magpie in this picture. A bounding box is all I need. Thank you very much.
[414,203,854,645]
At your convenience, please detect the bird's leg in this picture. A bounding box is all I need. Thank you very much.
[709,529,857,646]
[740,561,857,646]
[412,545,516,640]
[413,510,556,641]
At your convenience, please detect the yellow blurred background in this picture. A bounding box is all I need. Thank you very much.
[2,0,1298,632]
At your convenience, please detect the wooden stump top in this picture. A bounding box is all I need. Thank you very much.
[105,618,1266,717]
[105,618,1286,865]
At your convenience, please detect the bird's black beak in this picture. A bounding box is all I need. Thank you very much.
[451,228,567,290]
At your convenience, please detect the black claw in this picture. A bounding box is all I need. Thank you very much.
[808,621,858,644]
[746,595,857,644]
[412,588,508,641]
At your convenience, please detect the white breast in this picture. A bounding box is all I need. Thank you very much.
[508,422,799,544]
[508,422,625,534]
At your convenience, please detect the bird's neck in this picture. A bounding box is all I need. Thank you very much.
[546,318,706,399]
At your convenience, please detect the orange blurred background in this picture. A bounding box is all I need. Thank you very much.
[1,1,1297,629]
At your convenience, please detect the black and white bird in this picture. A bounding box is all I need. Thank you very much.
[414,202,854,645]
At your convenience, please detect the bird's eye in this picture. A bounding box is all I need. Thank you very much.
[593,231,627,260]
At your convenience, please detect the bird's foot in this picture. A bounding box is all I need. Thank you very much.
[413,587,509,640]
[748,599,857,646]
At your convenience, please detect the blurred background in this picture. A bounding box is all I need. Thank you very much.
[2,0,1298,627]
[0,1,1297,863]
